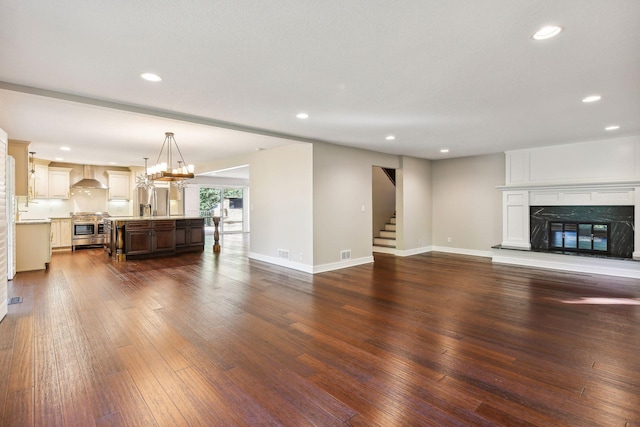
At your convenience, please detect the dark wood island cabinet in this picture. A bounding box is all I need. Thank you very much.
[175,218,205,253]
[105,216,206,260]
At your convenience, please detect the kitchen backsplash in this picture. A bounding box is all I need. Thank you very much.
[16,190,133,219]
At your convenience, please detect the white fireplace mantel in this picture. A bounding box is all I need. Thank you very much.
[494,136,640,278]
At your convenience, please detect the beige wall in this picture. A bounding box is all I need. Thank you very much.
[313,143,398,266]
[8,140,30,196]
[246,140,504,270]
[249,143,314,266]
[397,156,432,251]
[432,153,504,254]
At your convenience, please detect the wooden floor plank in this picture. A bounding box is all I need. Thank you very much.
[1,234,638,426]
[7,315,34,394]
[34,334,63,426]
[54,327,97,427]
[115,345,189,426]
[102,370,158,426]
[3,388,34,427]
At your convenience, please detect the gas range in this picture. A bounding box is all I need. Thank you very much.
[71,212,110,250]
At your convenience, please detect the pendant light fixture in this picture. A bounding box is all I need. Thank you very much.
[146,132,195,181]
[136,157,155,190]
[27,151,36,206]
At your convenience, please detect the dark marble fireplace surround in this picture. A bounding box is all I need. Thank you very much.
[530,205,634,259]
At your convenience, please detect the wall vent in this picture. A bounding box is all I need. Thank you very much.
[340,250,352,261]
[278,249,290,260]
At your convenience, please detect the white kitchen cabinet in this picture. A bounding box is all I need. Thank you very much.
[48,167,72,199]
[107,170,131,200]
[51,218,72,250]
[32,161,72,199]
[33,161,49,198]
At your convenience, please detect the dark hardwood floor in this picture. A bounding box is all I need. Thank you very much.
[1,234,639,426]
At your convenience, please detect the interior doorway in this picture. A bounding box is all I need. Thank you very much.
[372,166,397,252]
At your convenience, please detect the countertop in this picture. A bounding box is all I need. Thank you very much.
[106,215,210,221]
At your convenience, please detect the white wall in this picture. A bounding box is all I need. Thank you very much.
[396,156,432,254]
[432,153,504,256]
[312,143,398,269]
[248,143,314,271]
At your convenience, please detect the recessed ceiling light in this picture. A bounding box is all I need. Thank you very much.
[60,146,70,151]
[605,125,620,131]
[440,148,449,153]
[533,25,563,40]
[296,112,309,119]
[385,135,396,141]
[582,95,602,103]
[141,72,162,82]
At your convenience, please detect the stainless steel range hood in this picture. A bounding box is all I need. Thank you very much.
[71,165,108,189]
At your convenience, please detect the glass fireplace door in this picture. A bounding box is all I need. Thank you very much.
[550,222,609,254]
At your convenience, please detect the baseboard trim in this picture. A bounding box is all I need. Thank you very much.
[313,256,374,274]
[372,245,492,258]
[248,252,375,274]
[431,246,493,258]
[248,252,314,273]
[395,246,433,257]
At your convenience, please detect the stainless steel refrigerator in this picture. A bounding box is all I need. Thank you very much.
[137,186,169,217]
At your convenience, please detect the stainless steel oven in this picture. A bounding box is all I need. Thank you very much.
[71,212,110,250]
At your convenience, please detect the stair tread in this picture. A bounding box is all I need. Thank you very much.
[374,237,396,247]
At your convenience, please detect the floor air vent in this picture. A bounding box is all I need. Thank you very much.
[8,297,23,305]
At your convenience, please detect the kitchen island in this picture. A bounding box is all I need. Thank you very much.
[104,216,210,261]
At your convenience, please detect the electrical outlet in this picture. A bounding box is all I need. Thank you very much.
[447,237,452,243]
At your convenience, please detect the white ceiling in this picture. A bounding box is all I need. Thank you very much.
[0,1,639,176]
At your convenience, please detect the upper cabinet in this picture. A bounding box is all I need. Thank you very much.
[31,160,72,199]
[32,160,49,199]
[48,167,72,199]
[107,170,131,200]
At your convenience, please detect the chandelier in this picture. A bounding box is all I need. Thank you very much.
[146,132,195,181]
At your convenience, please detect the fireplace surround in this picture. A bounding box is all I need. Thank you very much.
[494,136,640,278]
[529,205,634,258]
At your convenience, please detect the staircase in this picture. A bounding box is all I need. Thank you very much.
[373,215,396,248]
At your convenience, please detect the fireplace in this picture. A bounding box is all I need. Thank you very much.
[530,206,634,258]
